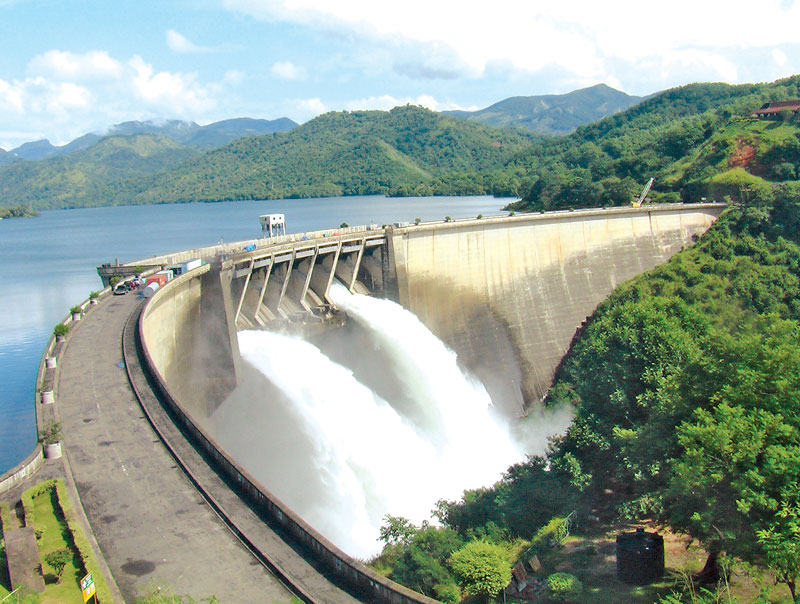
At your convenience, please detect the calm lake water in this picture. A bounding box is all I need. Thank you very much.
[0,195,510,473]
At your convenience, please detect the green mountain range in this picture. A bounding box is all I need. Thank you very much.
[2,76,800,212]
[508,75,800,212]
[445,83,642,135]
[0,135,200,208]
[0,106,536,209]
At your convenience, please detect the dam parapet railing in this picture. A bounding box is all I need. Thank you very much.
[103,202,726,276]
[137,266,441,604]
[0,284,114,495]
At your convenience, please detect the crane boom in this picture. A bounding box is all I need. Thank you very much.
[632,178,654,207]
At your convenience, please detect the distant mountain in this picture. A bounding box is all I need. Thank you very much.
[0,134,200,209]
[445,84,643,135]
[183,117,299,148]
[128,105,537,205]
[0,105,535,209]
[5,116,298,162]
[8,139,61,161]
[0,147,11,166]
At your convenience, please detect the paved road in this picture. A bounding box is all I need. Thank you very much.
[57,292,294,603]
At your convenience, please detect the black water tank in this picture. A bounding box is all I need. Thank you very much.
[616,528,664,584]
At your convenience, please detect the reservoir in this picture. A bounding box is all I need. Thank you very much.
[0,195,509,474]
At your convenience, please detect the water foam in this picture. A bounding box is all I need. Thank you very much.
[221,286,527,558]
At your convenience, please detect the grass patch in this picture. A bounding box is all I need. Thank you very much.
[0,501,12,598]
[20,480,112,604]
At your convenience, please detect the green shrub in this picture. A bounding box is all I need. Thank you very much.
[53,323,69,337]
[89,291,99,299]
[449,540,511,599]
[433,581,461,604]
[43,548,72,583]
[69,305,82,315]
[546,572,583,603]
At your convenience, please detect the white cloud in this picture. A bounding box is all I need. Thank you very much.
[0,79,24,113]
[271,61,306,80]
[129,55,216,113]
[295,97,327,119]
[224,0,800,86]
[0,50,233,148]
[166,29,211,54]
[773,48,788,66]
[343,94,464,113]
[28,50,122,80]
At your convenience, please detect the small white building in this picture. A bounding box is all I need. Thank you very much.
[260,214,286,237]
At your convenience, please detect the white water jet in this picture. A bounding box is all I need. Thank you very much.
[213,286,529,559]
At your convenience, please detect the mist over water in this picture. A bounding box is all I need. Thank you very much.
[211,286,561,559]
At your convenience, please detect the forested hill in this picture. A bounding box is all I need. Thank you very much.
[119,106,537,206]
[0,135,200,209]
[508,75,800,212]
[445,83,642,135]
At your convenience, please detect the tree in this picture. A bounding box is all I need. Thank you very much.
[376,519,463,602]
[379,514,416,546]
[756,501,800,601]
[449,540,511,601]
[44,548,72,583]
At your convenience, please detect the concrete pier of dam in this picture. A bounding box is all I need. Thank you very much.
[132,203,724,603]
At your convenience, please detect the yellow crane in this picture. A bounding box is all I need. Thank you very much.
[632,177,654,207]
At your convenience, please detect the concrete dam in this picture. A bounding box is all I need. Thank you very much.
[133,203,724,603]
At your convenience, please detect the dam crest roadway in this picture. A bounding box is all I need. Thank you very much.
[20,203,726,603]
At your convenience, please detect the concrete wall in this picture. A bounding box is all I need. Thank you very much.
[387,204,724,414]
[140,264,239,418]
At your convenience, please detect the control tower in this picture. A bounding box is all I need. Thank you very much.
[260,214,286,238]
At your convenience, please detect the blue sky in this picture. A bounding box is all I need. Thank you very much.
[1,0,799,150]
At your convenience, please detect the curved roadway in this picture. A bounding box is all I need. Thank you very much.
[56,292,295,603]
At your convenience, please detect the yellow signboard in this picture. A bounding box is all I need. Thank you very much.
[80,572,96,603]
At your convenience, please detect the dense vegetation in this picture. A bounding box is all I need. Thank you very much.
[129,106,536,204]
[0,106,534,210]
[508,75,800,212]
[0,135,200,209]
[0,204,37,218]
[369,196,800,603]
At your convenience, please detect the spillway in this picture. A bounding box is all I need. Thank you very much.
[209,285,532,558]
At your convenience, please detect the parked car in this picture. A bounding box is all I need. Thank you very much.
[113,284,127,295]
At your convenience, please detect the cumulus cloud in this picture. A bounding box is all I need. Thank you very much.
[297,97,327,114]
[28,50,122,80]
[773,48,788,67]
[129,55,216,113]
[223,0,800,87]
[271,61,306,80]
[0,49,233,148]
